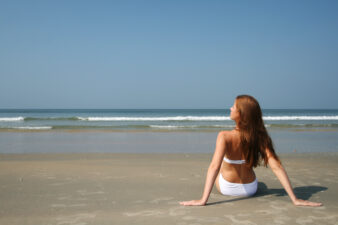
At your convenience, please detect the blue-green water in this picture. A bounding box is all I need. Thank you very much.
[1,109,338,131]
[1,109,338,153]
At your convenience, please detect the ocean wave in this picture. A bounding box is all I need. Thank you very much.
[149,125,235,129]
[268,123,338,128]
[150,125,186,129]
[0,123,337,131]
[78,116,231,121]
[1,115,338,122]
[0,117,24,122]
[12,126,53,130]
[66,115,338,121]
[263,116,338,120]
[24,117,79,121]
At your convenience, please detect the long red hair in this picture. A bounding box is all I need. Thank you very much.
[235,95,280,168]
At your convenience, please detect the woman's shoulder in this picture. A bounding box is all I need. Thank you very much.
[217,130,239,142]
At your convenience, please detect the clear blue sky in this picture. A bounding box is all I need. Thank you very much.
[1,0,337,109]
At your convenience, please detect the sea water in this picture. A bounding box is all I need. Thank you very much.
[0,109,338,131]
[1,109,337,153]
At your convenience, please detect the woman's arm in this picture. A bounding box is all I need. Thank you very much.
[267,151,322,207]
[179,132,227,206]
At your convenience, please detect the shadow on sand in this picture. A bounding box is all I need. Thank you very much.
[207,182,327,206]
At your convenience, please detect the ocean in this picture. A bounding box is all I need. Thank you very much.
[1,109,338,154]
[0,109,338,131]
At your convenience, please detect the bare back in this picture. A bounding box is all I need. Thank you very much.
[220,130,256,184]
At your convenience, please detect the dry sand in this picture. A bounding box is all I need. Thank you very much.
[0,153,337,225]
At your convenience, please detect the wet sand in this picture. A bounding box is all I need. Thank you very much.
[1,130,338,154]
[0,153,337,225]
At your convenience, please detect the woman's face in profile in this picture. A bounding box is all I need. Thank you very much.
[230,101,240,121]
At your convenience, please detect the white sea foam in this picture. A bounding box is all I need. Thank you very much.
[78,116,230,121]
[0,117,24,122]
[150,125,186,129]
[77,115,338,122]
[263,116,338,120]
[149,125,234,129]
[13,126,52,130]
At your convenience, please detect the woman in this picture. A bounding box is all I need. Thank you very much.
[180,95,322,207]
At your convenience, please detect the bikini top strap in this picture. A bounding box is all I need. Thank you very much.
[223,156,246,164]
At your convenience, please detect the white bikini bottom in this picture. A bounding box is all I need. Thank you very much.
[218,173,257,197]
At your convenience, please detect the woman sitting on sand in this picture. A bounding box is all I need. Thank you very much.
[180,95,322,207]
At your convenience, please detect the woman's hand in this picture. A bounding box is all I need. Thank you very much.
[179,199,206,206]
[292,198,323,207]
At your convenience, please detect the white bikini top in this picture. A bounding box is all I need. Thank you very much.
[223,156,246,164]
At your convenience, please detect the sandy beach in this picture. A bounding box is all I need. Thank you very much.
[0,152,337,225]
[2,0,338,224]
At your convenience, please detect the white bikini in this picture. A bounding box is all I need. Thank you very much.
[218,156,258,197]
